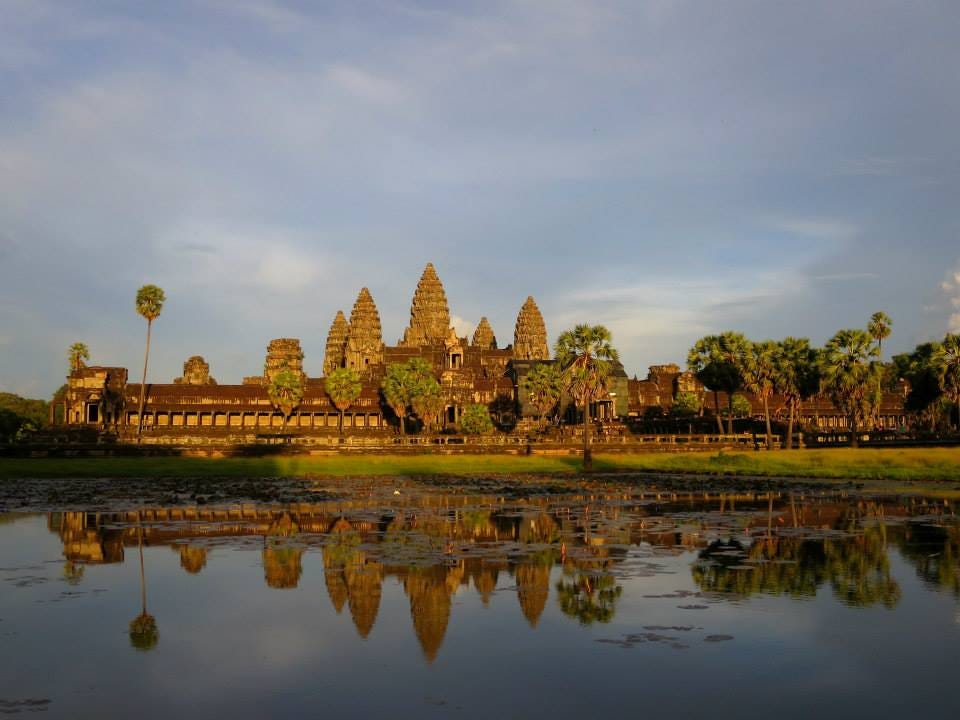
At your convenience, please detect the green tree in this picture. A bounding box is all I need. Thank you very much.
[670,390,701,418]
[773,338,821,450]
[820,329,881,448]
[0,393,49,440]
[868,312,893,361]
[381,358,434,436]
[134,285,165,438]
[555,325,619,472]
[460,403,494,435]
[687,332,749,434]
[522,361,564,429]
[411,376,444,434]
[325,367,362,434]
[728,394,752,419]
[268,368,305,428]
[741,340,777,449]
[68,342,89,373]
[932,333,960,430]
[555,570,623,625]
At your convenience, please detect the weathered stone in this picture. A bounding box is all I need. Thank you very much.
[513,296,549,360]
[264,339,305,384]
[472,317,497,349]
[401,263,451,347]
[345,288,384,372]
[323,310,349,376]
[174,356,215,385]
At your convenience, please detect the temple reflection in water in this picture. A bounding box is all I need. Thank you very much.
[46,490,959,661]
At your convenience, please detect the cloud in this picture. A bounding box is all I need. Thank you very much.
[761,216,860,243]
[450,315,475,338]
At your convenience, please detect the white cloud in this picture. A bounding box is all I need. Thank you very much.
[450,315,475,338]
[761,216,859,243]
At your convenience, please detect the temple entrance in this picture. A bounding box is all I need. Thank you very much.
[86,403,99,424]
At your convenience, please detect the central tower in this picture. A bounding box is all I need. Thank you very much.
[401,262,452,347]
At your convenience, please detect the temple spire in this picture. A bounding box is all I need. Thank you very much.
[345,288,384,372]
[323,310,348,376]
[513,296,549,360]
[471,317,497,349]
[401,262,451,347]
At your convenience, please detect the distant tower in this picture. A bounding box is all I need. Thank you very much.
[323,310,349,375]
[345,288,384,372]
[513,296,549,360]
[471,317,497,349]
[401,263,451,347]
[264,339,305,383]
[175,356,216,385]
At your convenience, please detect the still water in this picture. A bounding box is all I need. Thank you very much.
[1,483,958,718]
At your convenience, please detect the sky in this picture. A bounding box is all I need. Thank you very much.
[1,0,959,397]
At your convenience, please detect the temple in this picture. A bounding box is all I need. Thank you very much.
[59,262,909,440]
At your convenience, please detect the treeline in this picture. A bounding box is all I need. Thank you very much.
[686,313,960,448]
[0,392,50,442]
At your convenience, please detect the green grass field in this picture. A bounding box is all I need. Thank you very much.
[1,447,959,484]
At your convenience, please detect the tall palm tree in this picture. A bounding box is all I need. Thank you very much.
[325,367,362,435]
[68,342,89,373]
[741,340,776,449]
[932,333,960,430]
[687,332,749,434]
[135,285,165,438]
[411,376,444,434]
[522,361,564,430]
[381,358,433,436]
[820,329,880,448]
[868,312,893,360]
[772,337,821,450]
[268,368,305,429]
[555,324,619,472]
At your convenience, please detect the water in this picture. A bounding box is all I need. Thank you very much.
[1,483,958,718]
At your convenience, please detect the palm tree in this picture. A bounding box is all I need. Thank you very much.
[381,358,433,436]
[68,342,89,373]
[687,332,749,434]
[325,367,362,434]
[932,334,960,430]
[820,329,880,448]
[868,312,893,360]
[554,325,619,472]
[411,376,444,434]
[268,368,305,429]
[135,285,165,438]
[522,362,564,430]
[129,512,158,651]
[741,340,777,449]
[773,338,821,450]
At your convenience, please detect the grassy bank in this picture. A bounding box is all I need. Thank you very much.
[1,447,959,483]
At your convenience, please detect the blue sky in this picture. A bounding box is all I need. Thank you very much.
[1,0,959,396]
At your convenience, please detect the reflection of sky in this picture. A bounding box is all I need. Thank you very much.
[1,515,958,719]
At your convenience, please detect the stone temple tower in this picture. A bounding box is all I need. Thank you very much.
[264,339,305,383]
[401,263,451,347]
[345,288,384,372]
[471,317,497,349]
[513,296,549,360]
[323,310,349,375]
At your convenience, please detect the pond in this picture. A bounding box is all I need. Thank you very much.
[1,480,958,718]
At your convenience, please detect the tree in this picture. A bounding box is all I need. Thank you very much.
[820,329,881,448]
[670,391,701,418]
[932,334,960,430]
[868,312,893,361]
[325,367,362,434]
[741,340,777,449]
[687,332,749,434]
[381,358,434,436]
[893,343,944,430]
[555,325,619,472]
[268,368,305,428]
[522,362,564,429]
[68,342,89,373]
[728,394,752,419]
[411,376,444,434]
[773,338,821,450]
[460,403,494,435]
[134,285,165,438]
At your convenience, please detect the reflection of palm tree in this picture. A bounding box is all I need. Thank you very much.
[555,567,622,625]
[129,512,158,651]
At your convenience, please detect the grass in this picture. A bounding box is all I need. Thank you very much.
[1,447,959,485]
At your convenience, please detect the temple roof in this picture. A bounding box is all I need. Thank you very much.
[401,263,451,347]
[472,317,497,349]
[513,296,549,360]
